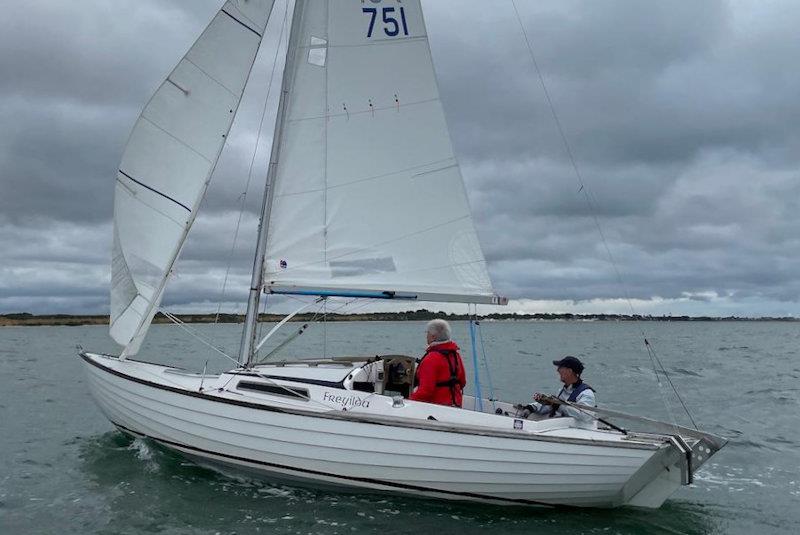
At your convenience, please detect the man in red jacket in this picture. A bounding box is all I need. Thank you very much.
[410,319,467,407]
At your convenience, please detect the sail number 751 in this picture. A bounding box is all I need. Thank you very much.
[363,7,409,38]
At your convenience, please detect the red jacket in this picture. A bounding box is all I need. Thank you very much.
[410,341,467,407]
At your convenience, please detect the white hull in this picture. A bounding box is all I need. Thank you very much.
[81,352,722,508]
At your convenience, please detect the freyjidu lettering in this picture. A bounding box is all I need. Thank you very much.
[323,391,370,408]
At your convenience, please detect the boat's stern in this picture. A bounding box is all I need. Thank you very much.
[622,429,727,508]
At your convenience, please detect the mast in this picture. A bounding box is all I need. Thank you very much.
[240,0,305,367]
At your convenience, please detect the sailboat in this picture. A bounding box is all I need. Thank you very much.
[81,0,726,508]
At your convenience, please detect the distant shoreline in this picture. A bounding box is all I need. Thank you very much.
[1,311,797,327]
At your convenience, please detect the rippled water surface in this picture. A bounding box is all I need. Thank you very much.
[2,321,799,534]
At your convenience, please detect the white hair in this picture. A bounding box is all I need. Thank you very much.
[426,319,451,342]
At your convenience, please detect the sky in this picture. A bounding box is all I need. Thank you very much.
[1,0,800,318]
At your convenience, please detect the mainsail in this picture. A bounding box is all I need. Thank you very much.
[262,0,502,304]
[110,0,276,354]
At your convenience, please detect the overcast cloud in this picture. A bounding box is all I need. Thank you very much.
[1,0,799,318]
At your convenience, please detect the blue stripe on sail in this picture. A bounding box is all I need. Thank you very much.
[268,288,418,300]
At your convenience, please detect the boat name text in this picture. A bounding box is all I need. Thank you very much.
[323,391,370,408]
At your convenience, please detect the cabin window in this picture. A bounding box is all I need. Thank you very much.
[237,381,309,400]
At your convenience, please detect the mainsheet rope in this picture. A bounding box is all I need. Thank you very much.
[160,310,240,367]
[468,305,484,412]
[476,318,498,412]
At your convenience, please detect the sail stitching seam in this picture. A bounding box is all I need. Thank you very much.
[118,170,192,212]
[385,258,488,277]
[275,157,456,198]
[323,36,428,48]
[181,57,240,98]
[288,96,439,123]
[266,216,471,274]
[139,116,214,164]
[109,292,139,329]
[115,177,187,227]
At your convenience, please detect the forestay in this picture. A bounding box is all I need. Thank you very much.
[111,0,276,354]
[263,0,502,304]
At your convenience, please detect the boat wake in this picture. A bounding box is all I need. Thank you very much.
[127,438,161,473]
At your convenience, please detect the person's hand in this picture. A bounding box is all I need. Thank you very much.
[534,393,560,406]
[514,403,535,418]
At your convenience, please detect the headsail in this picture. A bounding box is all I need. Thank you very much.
[262,0,503,304]
[111,0,276,354]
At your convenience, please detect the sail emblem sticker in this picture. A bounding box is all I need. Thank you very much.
[279,259,288,269]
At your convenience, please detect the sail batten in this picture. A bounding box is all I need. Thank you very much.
[117,170,193,212]
[220,9,264,37]
[110,0,277,354]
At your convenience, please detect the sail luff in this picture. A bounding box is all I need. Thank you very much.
[240,0,306,367]
[111,0,277,356]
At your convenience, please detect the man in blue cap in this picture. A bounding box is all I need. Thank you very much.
[531,356,596,424]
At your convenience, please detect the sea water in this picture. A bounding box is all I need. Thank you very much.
[1,320,798,534]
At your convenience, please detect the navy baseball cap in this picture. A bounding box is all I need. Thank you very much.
[552,356,584,375]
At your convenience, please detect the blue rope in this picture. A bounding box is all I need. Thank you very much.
[468,318,483,412]
[476,321,497,412]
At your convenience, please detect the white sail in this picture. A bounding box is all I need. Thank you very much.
[110,0,276,354]
[263,0,501,304]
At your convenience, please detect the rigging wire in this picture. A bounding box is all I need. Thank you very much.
[160,310,242,368]
[646,339,698,429]
[509,0,696,429]
[252,297,374,365]
[214,0,291,325]
[215,298,328,391]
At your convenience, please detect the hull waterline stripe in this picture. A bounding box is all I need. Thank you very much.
[78,352,660,449]
[118,170,192,212]
[221,9,262,38]
[110,421,555,507]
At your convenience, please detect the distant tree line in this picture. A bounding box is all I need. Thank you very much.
[1,309,798,326]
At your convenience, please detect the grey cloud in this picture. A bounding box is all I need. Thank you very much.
[430,0,800,171]
[0,98,126,223]
[0,1,218,104]
[2,0,800,317]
